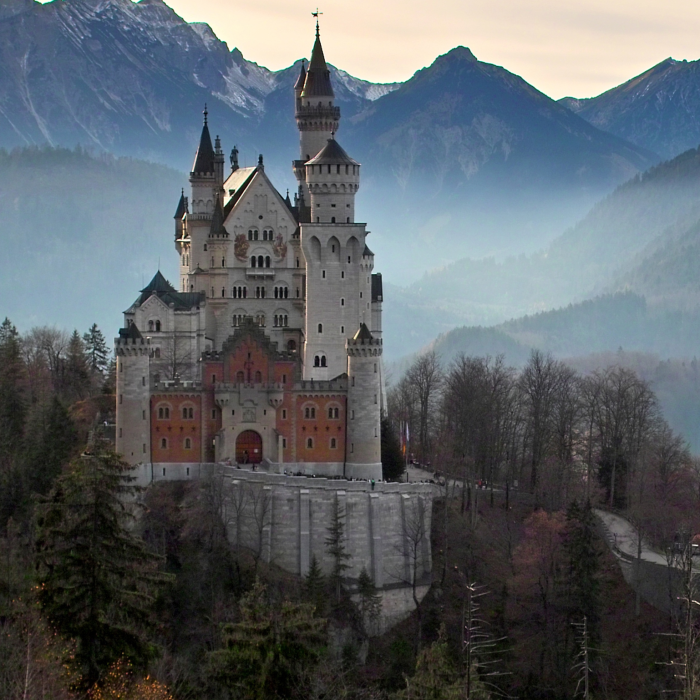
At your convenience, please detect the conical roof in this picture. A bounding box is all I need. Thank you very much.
[306,137,358,166]
[174,189,187,219]
[301,31,334,98]
[119,323,142,340]
[191,108,216,175]
[140,270,175,295]
[353,323,373,342]
[294,60,306,90]
[210,193,226,236]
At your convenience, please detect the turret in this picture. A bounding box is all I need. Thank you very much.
[305,137,360,224]
[293,23,341,197]
[345,324,382,480]
[189,106,217,217]
[214,134,225,188]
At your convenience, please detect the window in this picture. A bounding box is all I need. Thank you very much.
[318,323,323,334]
[348,256,351,263]
[212,409,217,419]
[222,258,226,267]
[282,374,287,383]
[287,340,297,353]
[304,406,316,419]
[322,270,326,279]
[340,298,345,306]
[314,355,320,367]
[282,409,287,419]
[255,371,262,383]
[221,288,225,297]
[374,394,377,404]
[158,406,170,419]
[148,320,154,331]
[211,257,215,268]
[184,437,192,449]
[330,438,337,449]
[248,229,259,241]
[212,374,216,383]
[204,243,207,251]
[327,407,339,419]
[374,363,377,373]
[160,438,167,449]
[186,467,190,475]
[340,326,345,334]
[258,255,264,268]
[251,256,257,267]
[265,256,271,268]
[321,356,327,367]
[155,320,161,332]
[341,271,345,279]
[283,438,287,449]
[307,437,314,449]
[236,371,245,383]
[163,467,166,476]
[331,217,336,223]
[352,410,355,420]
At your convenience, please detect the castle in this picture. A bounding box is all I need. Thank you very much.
[115,24,385,480]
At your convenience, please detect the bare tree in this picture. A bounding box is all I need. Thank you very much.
[405,351,444,466]
[247,483,273,572]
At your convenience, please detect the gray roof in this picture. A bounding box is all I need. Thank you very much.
[294,60,306,90]
[353,323,373,342]
[301,33,334,98]
[191,111,216,175]
[306,138,358,166]
[119,322,142,340]
[174,190,187,219]
[210,194,227,236]
[134,271,204,311]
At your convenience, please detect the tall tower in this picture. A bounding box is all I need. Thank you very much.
[293,21,340,204]
[346,324,383,480]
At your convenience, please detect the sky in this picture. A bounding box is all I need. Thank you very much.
[151,0,699,99]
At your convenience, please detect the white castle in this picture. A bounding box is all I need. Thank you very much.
[115,24,385,480]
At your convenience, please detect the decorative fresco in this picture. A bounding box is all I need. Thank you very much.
[273,233,288,260]
[234,234,249,261]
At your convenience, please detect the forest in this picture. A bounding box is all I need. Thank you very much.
[2,317,700,699]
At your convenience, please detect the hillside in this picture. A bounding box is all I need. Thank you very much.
[0,145,184,334]
[561,58,700,159]
[384,146,700,359]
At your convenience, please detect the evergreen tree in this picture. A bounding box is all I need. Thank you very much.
[64,329,90,401]
[381,413,405,481]
[564,500,601,645]
[325,496,351,606]
[23,396,78,496]
[0,318,25,461]
[83,324,109,378]
[208,579,326,700]
[35,446,169,691]
[102,357,117,395]
[304,554,327,617]
[357,566,382,637]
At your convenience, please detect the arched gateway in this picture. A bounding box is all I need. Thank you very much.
[236,430,262,464]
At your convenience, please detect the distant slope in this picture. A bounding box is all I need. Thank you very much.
[0,146,184,335]
[383,146,700,359]
[560,58,700,159]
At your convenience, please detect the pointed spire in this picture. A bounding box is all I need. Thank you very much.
[294,59,307,91]
[191,106,216,175]
[140,270,175,295]
[174,188,187,219]
[353,323,373,342]
[301,25,334,98]
[209,192,226,237]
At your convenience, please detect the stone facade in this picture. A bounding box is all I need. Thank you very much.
[115,27,385,481]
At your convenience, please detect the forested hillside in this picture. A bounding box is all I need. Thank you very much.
[0,146,184,334]
[2,319,699,699]
[386,146,700,357]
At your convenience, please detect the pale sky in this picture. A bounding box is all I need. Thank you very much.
[40,0,700,99]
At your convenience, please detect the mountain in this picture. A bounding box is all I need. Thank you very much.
[383,146,700,359]
[560,58,700,160]
[0,0,658,284]
[0,145,183,335]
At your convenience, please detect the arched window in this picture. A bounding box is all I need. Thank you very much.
[318,323,323,334]
[320,356,327,367]
[330,438,337,449]
[251,256,257,268]
[265,256,271,268]
[304,405,316,420]
[148,320,154,331]
[307,437,314,449]
[236,371,245,383]
[182,407,188,419]
[155,320,161,332]
[222,258,225,267]
[154,348,161,358]
[331,217,336,223]
[184,437,192,449]
[255,371,262,383]
[257,255,264,268]
[161,438,167,449]
[287,340,297,353]
[314,355,320,367]
[221,288,225,297]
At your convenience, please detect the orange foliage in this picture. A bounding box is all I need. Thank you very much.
[88,659,174,700]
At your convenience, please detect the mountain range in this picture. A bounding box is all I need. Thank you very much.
[0,0,666,281]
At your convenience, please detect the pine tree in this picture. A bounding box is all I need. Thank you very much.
[325,496,351,606]
[357,566,382,637]
[564,500,601,645]
[304,554,327,617]
[208,579,326,699]
[102,357,117,395]
[23,396,78,496]
[83,324,109,378]
[381,413,405,481]
[35,446,169,691]
[64,329,91,401]
[0,318,25,461]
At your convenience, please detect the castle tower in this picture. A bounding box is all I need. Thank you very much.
[115,324,151,466]
[293,23,340,201]
[346,324,383,480]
